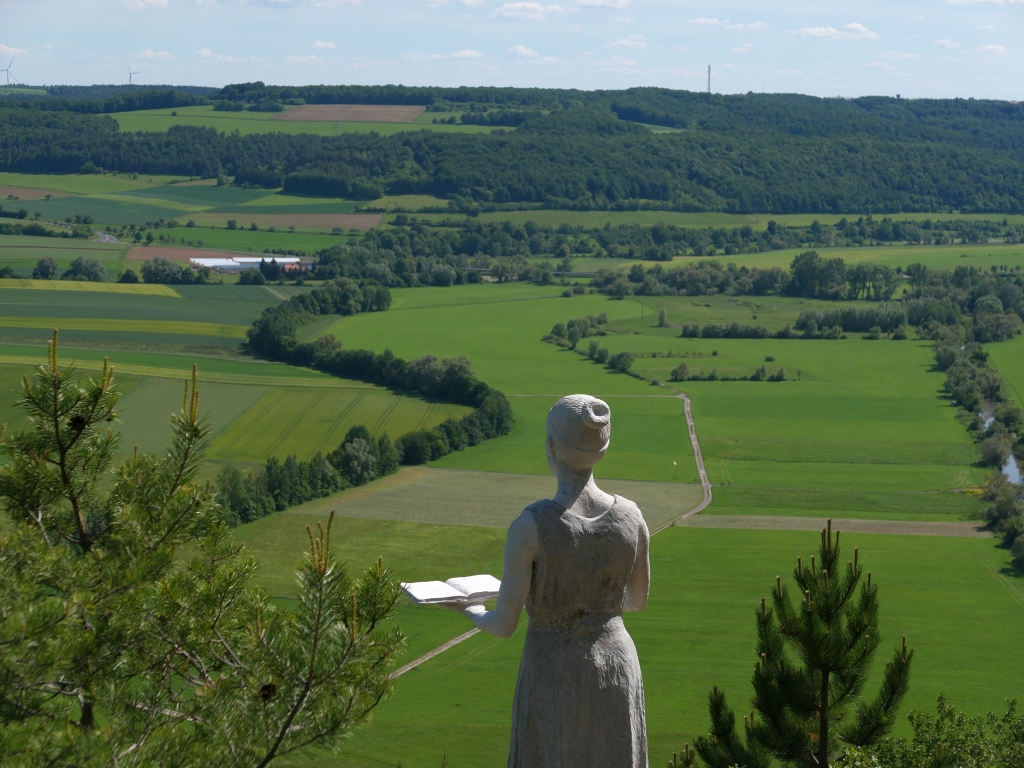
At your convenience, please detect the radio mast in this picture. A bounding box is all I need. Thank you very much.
[707,65,711,94]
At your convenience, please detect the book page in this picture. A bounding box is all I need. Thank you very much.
[445,574,501,600]
[401,581,467,604]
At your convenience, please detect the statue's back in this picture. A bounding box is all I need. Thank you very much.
[509,496,648,768]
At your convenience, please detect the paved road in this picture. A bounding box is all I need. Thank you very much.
[95,231,119,243]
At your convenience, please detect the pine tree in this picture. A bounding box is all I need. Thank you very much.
[0,333,404,766]
[692,521,913,768]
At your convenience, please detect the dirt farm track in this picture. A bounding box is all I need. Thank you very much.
[273,105,426,123]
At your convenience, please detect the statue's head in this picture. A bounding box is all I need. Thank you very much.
[546,394,611,473]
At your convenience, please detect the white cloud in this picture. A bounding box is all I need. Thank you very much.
[978,43,1008,54]
[609,34,646,49]
[0,44,29,57]
[122,0,168,8]
[687,17,768,30]
[492,2,563,19]
[138,49,172,59]
[312,40,337,49]
[882,51,920,59]
[934,38,961,49]
[198,48,242,62]
[577,0,630,7]
[795,23,879,41]
[407,49,484,59]
[732,43,754,54]
[945,0,1024,4]
[460,0,486,5]
[286,54,320,62]
[510,44,540,57]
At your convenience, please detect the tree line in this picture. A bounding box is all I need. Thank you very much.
[216,425,400,525]
[244,280,515,472]
[5,103,1024,213]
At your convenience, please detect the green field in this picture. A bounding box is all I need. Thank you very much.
[0,265,1020,767]
[0,171,193,195]
[318,283,984,517]
[393,209,1024,230]
[223,501,1024,768]
[988,334,1024,407]
[538,242,1024,276]
[113,105,499,136]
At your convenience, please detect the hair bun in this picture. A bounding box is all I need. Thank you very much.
[546,394,611,461]
[581,401,610,430]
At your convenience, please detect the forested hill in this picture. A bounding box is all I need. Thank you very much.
[3,84,1024,214]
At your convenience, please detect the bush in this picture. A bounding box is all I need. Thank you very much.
[61,256,105,282]
[768,367,787,382]
[607,351,634,373]
[670,361,690,381]
[141,257,207,285]
[118,268,139,283]
[238,267,267,285]
[981,434,1014,467]
[32,256,60,280]
[396,429,449,465]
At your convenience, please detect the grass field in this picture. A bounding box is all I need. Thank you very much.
[209,386,471,463]
[395,209,1024,230]
[329,525,1024,768]
[180,211,381,232]
[321,283,986,519]
[536,242,1024,276]
[0,259,1020,768]
[221,497,1024,768]
[987,334,1024,407]
[0,171,193,195]
[113,105,498,136]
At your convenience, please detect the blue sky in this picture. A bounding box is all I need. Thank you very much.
[0,0,1020,98]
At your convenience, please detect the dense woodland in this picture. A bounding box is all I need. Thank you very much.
[4,82,1024,213]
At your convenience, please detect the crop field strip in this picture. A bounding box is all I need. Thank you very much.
[112,106,498,136]
[272,104,427,122]
[209,387,471,463]
[0,316,248,338]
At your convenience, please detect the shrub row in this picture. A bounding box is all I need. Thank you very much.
[242,285,516,481]
[669,362,786,382]
[216,426,399,525]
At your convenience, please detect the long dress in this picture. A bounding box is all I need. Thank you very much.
[508,495,648,768]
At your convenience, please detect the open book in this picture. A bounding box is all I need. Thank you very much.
[401,574,501,605]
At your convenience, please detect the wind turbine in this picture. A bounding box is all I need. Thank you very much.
[126,64,141,85]
[2,60,14,86]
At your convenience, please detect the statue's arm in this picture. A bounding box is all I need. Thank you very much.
[462,510,538,639]
[623,512,650,612]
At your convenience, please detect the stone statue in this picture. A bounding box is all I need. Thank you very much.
[460,394,650,767]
